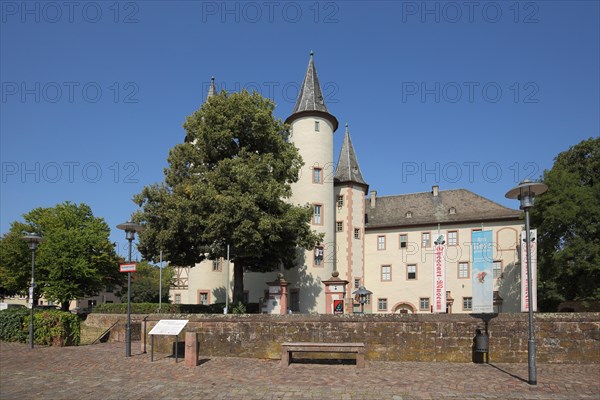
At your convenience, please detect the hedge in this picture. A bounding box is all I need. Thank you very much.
[92,302,259,314]
[0,308,80,346]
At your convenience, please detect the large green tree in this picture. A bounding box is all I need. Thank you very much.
[126,260,174,304]
[134,90,322,303]
[0,202,123,310]
[531,137,600,311]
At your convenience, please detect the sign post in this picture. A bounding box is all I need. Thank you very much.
[148,320,189,362]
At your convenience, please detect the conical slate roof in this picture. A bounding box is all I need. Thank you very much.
[334,124,368,189]
[207,76,216,100]
[285,52,338,131]
[185,76,217,143]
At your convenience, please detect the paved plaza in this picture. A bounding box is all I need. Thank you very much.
[1,341,599,400]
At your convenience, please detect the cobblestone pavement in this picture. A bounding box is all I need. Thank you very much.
[1,341,599,400]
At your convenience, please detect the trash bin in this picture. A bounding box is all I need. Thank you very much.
[473,328,489,363]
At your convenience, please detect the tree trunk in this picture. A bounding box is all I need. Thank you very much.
[233,261,244,304]
[61,301,70,312]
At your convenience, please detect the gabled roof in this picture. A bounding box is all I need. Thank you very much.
[285,52,338,131]
[334,124,368,190]
[365,189,521,229]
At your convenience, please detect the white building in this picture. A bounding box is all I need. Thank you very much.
[170,54,524,314]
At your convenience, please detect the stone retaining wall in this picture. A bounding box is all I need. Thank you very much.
[84,313,600,363]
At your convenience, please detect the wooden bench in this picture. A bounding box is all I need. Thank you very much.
[281,342,365,368]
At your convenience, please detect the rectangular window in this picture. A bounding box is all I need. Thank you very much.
[422,232,430,248]
[377,298,388,311]
[337,195,344,207]
[458,262,469,279]
[198,291,209,305]
[212,259,221,272]
[312,204,322,225]
[407,264,417,280]
[493,261,502,278]
[354,228,360,239]
[312,167,322,184]
[336,221,343,232]
[175,294,181,304]
[381,265,391,281]
[314,246,324,267]
[399,234,407,248]
[290,289,300,312]
[419,297,430,311]
[463,297,473,311]
[448,231,457,246]
[377,235,386,250]
[315,121,320,132]
[354,278,360,289]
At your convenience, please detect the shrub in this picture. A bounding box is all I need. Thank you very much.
[0,309,80,346]
[91,302,254,314]
[0,308,28,342]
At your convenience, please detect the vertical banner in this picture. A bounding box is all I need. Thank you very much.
[521,229,538,312]
[432,234,446,313]
[472,231,494,313]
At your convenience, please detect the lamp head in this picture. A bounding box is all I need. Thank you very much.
[505,180,548,210]
[117,221,144,240]
[21,233,44,250]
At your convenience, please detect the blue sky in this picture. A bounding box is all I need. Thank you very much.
[1,1,598,259]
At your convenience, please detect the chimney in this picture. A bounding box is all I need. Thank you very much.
[370,190,377,208]
[432,185,439,197]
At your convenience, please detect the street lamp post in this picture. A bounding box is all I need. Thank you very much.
[21,233,43,349]
[352,286,372,314]
[505,179,548,386]
[116,220,143,357]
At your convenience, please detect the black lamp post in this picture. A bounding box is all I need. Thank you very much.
[21,233,43,349]
[116,220,143,357]
[505,179,548,385]
[352,286,372,314]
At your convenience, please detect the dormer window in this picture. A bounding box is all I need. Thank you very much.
[405,211,412,218]
[315,121,320,132]
[449,207,456,215]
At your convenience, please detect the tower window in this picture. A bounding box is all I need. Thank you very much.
[312,167,322,184]
[312,204,322,225]
[315,121,320,132]
[336,221,343,232]
[314,246,324,266]
[354,228,360,239]
[337,195,344,208]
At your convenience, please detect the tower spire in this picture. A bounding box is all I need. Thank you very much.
[207,76,216,100]
[334,123,368,189]
[285,52,338,131]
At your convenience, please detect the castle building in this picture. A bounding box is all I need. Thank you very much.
[170,54,524,314]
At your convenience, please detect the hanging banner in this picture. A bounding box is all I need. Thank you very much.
[432,234,446,313]
[521,229,538,312]
[471,231,494,313]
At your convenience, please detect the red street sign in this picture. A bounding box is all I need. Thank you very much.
[120,263,137,273]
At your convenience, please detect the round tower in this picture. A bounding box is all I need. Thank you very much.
[285,52,339,313]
